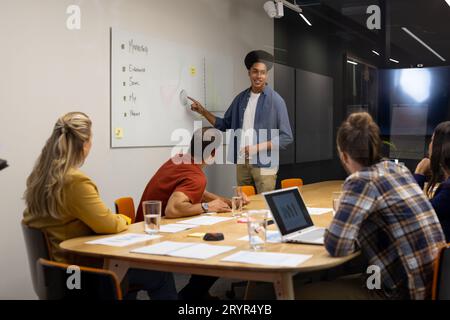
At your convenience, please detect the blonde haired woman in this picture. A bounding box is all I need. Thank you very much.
[23,112,177,300]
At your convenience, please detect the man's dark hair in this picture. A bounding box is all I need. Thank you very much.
[337,112,382,167]
[189,127,220,162]
[244,50,274,71]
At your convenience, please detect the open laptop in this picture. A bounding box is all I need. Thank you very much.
[263,187,326,245]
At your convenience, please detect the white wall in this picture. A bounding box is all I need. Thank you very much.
[0,0,273,299]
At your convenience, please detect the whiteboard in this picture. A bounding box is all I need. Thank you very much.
[111,28,234,147]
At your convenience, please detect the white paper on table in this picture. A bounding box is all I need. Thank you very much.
[159,223,197,233]
[131,241,193,255]
[177,216,233,226]
[86,233,161,247]
[306,207,333,215]
[237,230,282,243]
[221,251,312,267]
[131,241,235,260]
[169,243,235,260]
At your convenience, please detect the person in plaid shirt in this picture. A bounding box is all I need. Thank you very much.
[296,112,445,300]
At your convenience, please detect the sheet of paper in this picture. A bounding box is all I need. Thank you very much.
[307,207,333,215]
[131,241,194,255]
[222,251,312,267]
[238,230,282,243]
[177,216,233,226]
[169,243,235,260]
[86,233,160,247]
[159,223,197,233]
[131,241,235,260]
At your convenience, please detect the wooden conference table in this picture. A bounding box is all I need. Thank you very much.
[60,180,358,300]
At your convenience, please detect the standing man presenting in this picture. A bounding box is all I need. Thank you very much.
[189,50,293,193]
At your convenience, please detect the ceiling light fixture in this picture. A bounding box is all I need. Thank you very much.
[401,27,446,62]
[263,1,303,19]
[389,58,400,63]
[276,1,284,17]
[372,50,380,56]
[347,60,358,65]
[264,1,279,18]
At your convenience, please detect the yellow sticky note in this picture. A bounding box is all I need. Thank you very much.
[189,66,197,76]
[188,232,205,238]
[114,127,124,139]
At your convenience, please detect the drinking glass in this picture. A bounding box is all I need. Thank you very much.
[247,210,268,250]
[143,200,161,234]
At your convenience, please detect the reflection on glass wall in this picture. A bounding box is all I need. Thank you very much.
[345,57,378,120]
[378,66,450,159]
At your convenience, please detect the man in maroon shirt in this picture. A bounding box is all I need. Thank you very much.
[136,127,233,221]
[137,127,248,300]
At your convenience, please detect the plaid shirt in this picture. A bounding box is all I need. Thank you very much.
[325,161,446,299]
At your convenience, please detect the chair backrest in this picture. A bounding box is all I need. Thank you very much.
[432,244,450,300]
[21,222,51,299]
[114,197,136,223]
[241,185,256,196]
[37,258,122,300]
[281,178,303,189]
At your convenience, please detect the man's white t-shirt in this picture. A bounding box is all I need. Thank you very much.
[241,91,260,148]
[239,90,278,175]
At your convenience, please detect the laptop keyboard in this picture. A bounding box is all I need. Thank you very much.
[289,229,325,243]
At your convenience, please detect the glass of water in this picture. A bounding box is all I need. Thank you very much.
[232,196,243,218]
[247,210,268,250]
[143,200,161,235]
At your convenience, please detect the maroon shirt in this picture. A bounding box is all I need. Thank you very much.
[136,155,206,222]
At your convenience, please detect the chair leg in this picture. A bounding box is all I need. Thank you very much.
[226,281,250,300]
[244,281,255,300]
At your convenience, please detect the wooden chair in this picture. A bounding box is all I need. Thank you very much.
[281,178,303,189]
[22,222,52,299]
[114,198,147,295]
[114,197,136,223]
[240,185,256,196]
[432,244,450,300]
[37,258,122,300]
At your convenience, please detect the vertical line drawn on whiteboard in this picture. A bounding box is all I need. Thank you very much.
[205,58,218,110]
[204,55,234,112]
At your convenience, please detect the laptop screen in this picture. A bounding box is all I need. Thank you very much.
[264,188,314,235]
